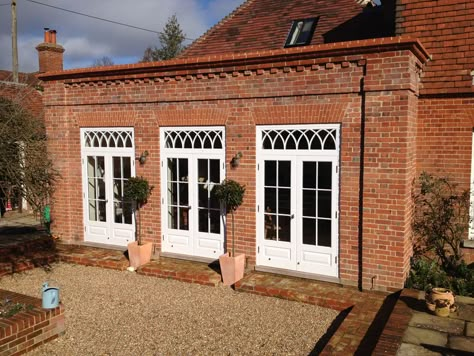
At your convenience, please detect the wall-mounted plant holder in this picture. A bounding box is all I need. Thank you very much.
[231,152,243,168]
[137,150,149,165]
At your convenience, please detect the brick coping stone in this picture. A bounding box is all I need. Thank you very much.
[0,289,65,356]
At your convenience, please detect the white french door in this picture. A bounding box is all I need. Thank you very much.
[256,125,340,278]
[160,127,225,259]
[81,128,135,247]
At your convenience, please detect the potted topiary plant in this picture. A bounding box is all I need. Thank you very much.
[214,178,246,286]
[123,176,154,269]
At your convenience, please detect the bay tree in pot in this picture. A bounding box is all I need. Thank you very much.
[124,176,154,269]
[214,179,246,286]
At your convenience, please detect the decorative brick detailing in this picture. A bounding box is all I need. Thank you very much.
[157,108,229,127]
[0,289,65,356]
[253,103,348,125]
[76,111,137,127]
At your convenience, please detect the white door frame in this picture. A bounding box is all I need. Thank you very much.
[256,124,340,278]
[80,127,136,247]
[160,126,226,259]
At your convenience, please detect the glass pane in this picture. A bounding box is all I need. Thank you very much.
[199,209,209,233]
[278,188,291,215]
[168,206,178,229]
[264,212,276,240]
[88,178,97,199]
[178,159,188,181]
[113,179,122,201]
[124,202,133,224]
[303,218,316,245]
[87,157,96,177]
[318,219,331,247]
[265,161,276,186]
[278,216,291,242]
[88,200,97,221]
[264,188,276,213]
[303,190,316,217]
[210,188,220,209]
[198,159,208,182]
[210,159,220,183]
[114,202,123,223]
[113,157,121,179]
[318,191,332,218]
[179,183,188,205]
[98,179,106,200]
[98,201,106,222]
[168,183,177,205]
[179,207,189,231]
[278,161,291,187]
[318,162,332,189]
[123,157,131,179]
[303,162,316,188]
[97,157,105,177]
[210,210,220,234]
[198,184,208,208]
[167,159,177,182]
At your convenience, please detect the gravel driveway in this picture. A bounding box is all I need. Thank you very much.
[1,263,338,355]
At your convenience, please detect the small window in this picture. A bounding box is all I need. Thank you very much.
[285,17,318,48]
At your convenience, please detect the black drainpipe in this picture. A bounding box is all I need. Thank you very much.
[358,62,367,292]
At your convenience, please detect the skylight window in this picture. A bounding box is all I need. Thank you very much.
[285,17,318,47]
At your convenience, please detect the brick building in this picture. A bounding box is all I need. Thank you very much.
[38,0,474,291]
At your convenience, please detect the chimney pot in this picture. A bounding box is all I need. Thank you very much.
[44,28,51,43]
[50,30,57,44]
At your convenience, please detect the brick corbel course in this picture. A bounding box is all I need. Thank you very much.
[0,289,65,356]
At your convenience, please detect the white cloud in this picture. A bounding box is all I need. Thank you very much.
[0,0,246,72]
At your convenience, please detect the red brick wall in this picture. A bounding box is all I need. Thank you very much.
[41,46,424,291]
[396,0,474,95]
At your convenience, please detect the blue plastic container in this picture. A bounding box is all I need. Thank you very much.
[42,282,59,309]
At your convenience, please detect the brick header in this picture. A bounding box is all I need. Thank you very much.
[76,111,137,127]
[157,108,229,126]
[253,103,348,125]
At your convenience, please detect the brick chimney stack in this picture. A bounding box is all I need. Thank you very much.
[36,28,65,73]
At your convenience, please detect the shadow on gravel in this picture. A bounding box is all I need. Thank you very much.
[309,306,353,355]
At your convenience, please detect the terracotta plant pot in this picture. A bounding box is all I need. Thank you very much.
[434,299,451,317]
[429,288,455,305]
[127,241,153,269]
[219,252,245,286]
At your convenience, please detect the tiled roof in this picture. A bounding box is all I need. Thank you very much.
[181,0,395,58]
[0,70,40,86]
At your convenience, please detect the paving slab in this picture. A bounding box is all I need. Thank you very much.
[397,343,441,356]
[456,296,474,306]
[402,326,448,347]
[448,336,474,353]
[449,303,474,322]
[409,312,465,335]
[466,322,474,337]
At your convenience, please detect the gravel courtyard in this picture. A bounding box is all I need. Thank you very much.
[0,263,338,355]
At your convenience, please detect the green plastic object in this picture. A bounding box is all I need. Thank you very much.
[43,205,51,223]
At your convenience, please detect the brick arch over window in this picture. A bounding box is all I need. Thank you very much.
[75,111,137,127]
[156,108,229,126]
[252,103,348,125]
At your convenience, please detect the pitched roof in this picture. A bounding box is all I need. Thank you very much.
[0,70,40,87]
[181,0,395,58]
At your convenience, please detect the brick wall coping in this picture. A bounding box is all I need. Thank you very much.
[38,36,430,82]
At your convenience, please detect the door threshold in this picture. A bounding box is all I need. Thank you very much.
[255,266,341,285]
[81,241,127,251]
[161,252,218,264]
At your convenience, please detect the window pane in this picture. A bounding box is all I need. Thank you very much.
[179,183,188,206]
[198,159,208,181]
[303,190,316,217]
[199,209,209,233]
[98,179,106,200]
[265,161,276,186]
[303,218,316,245]
[278,216,291,242]
[88,200,97,221]
[88,179,97,199]
[318,162,332,189]
[113,157,121,179]
[168,206,178,229]
[113,179,122,201]
[97,157,105,177]
[87,157,96,177]
[264,212,276,240]
[168,183,177,205]
[209,188,220,209]
[114,202,123,223]
[264,188,276,213]
[210,210,220,234]
[278,188,291,215]
[98,201,106,222]
[168,159,177,182]
[123,157,131,179]
[278,161,291,187]
[318,219,331,247]
[210,159,220,183]
[179,207,189,231]
[303,162,316,188]
[318,191,332,218]
[198,184,208,208]
[124,202,133,224]
[178,159,188,181]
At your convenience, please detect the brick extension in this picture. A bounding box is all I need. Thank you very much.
[0,290,65,356]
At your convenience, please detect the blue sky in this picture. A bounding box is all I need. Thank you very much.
[0,0,246,72]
